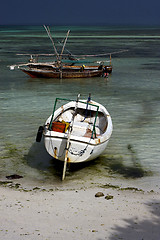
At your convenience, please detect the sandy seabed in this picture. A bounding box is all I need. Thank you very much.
[0,180,160,240]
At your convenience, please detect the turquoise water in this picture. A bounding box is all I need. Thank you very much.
[0,25,160,191]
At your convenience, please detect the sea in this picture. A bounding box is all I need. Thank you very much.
[0,25,160,191]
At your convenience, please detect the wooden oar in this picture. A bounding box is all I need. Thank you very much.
[62,94,80,180]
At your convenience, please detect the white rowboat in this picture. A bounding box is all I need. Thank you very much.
[36,95,113,180]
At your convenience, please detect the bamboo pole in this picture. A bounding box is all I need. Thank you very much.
[59,29,70,79]
[43,25,60,62]
[60,30,70,60]
[15,49,128,59]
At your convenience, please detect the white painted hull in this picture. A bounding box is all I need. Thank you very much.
[44,132,110,163]
[43,99,112,163]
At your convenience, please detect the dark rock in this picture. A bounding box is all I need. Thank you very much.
[6,174,23,180]
[95,192,104,197]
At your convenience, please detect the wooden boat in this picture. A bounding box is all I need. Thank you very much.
[10,25,113,79]
[20,63,112,78]
[36,94,113,180]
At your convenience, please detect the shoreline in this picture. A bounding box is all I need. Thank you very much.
[0,180,160,240]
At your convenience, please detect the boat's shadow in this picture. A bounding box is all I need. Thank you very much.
[26,138,96,179]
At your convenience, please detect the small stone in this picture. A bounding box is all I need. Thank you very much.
[105,195,114,200]
[95,192,104,197]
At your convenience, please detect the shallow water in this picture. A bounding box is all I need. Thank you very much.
[0,25,160,191]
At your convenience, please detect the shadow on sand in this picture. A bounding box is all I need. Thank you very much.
[109,200,160,240]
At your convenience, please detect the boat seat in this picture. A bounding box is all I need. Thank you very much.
[71,122,101,138]
[72,122,88,137]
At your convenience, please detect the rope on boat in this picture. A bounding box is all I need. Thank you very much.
[49,137,91,158]
[68,140,91,157]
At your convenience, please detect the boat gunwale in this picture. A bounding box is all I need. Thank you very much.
[44,131,111,146]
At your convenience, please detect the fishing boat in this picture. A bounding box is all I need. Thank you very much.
[36,94,113,180]
[20,62,112,78]
[9,25,113,79]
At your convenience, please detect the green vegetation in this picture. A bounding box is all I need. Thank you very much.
[101,183,143,192]
[4,142,20,158]
[0,181,12,186]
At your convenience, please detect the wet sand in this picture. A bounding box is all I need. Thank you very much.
[0,181,160,240]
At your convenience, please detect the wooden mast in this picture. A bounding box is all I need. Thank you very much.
[59,29,70,79]
[43,25,71,79]
[43,25,60,63]
[60,30,70,60]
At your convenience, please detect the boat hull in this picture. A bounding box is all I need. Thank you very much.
[44,133,110,163]
[22,68,105,78]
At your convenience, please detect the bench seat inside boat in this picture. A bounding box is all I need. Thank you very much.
[72,122,88,137]
[72,121,101,138]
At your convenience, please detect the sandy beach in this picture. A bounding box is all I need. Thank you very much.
[0,180,160,240]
